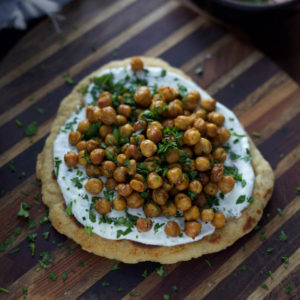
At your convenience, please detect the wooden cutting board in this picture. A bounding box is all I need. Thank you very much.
[0,0,299,299]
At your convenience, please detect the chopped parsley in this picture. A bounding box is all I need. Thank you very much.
[236,195,246,204]
[65,202,73,216]
[154,223,165,233]
[101,281,110,287]
[84,226,93,236]
[155,265,167,276]
[142,270,148,278]
[24,121,38,136]
[163,294,170,300]
[172,285,178,292]
[285,284,291,294]
[71,177,83,189]
[277,208,284,217]
[205,259,212,268]
[17,202,31,218]
[62,271,68,280]
[161,69,167,77]
[111,263,120,271]
[62,72,75,85]
[252,131,261,137]
[260,283,268,290]
[15,119,23,127]
[0,288,9,294]
[49,272,57,281]
[129,291,140,296]
[279,230,288,242]
[54,157,62,176]
[194,67,203,75]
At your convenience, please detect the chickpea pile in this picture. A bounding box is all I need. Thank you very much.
[64,57,235,240]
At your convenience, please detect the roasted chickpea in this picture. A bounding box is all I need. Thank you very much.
[90,149,105,165]
[98,94,111,108]
[183,110,191,116]
[200,208,214,223]
[134,86,152,108]
[86,164,101,177]
[95,198,111,215]
[146,126,162,143]
[136,218,153,233]
[130,56,144,72]
[213,147,227,163]
[76,141,87,152]
[189,180,203,194]
[113,195,127,211]
[144,157,160,171]
[183,159,196,172]
[69,131,81,145]
[167,167,183,185]
[184,90,200,111]
[130,134,145,145]
[120,124,133,138]
[174,115,191,130]
[140,139,157,157]
[77,120,91,133]
[85,178,103,194]
[211,164,224,182]
[201,98,216,112]
[117,104,132,118]
[125,144,140,161]
[86,139,99,153]
[212,212,226,228]
[147,172,163,189]
[193,118,206,134]
[105,178,117,190]
[167,101,183,118]
[163,181,173,192]
[184,206,200,221]
[194,193,207,208]
[194,138,212,155]
[117,183,133,197]
[105,146,118,158]
[113,166,127,182]
[185,221,202,239]
[100,106,116,125]
[217,127,231,144]
[133,120,147,132]
[176,176,189,191]
[162,119,174,128]
[161,202,177,217]
[206,123,218,138]
[150,100,166,115]
[166,149,180,164]
[133,174,144,182]
[115,115,127,126]
[116,153,127,165]
[144,201,161,217]
[129,179,146,192]
[86,106,101,122]
[78,150,88,166]
[195,109,207,120]
[102,160,116,172]
[175,193,192,211]
[152,188,169,206]
[218,176,235,194]
[164,221,181,237]
[99,125,112,138]
[183,128,201,146]
[127,192,144,208]
[64,151,78,168]
[204,182,218,196]
[158,86,178,102]
[195,156,211,171]
[208,111,225,126]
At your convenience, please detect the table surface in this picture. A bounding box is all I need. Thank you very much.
[0,0,299,299]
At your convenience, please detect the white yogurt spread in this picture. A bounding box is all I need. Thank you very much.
[53,66,255,246]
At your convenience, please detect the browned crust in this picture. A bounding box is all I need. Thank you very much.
[36,57,274,264]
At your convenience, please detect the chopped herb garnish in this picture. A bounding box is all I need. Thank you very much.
[279,230,288,242]
[14,226,22,236]
[43,232,50,240]
[62,271,68,280]
[0,288,9,294]
[194,67,203,75]
[142,269,148,278]
[49,272,57,281]
[62,72,75,85]
[260,283,268,290]
[40,216,49,224]
[54,157,62,176]
[296,187,300,195]
[28,243,36,256]
[266,248,274,253]
[111,263,120,271]
[252,131,261,137]
[22,287,28,295]
[285,284,291,294]
[163,294,170,300]
[205,259,212,268]
[161,69,167,77]
[277,208,284,217]
[129,291,140,296]
[15,119,23,127]
[84,226,93,236]
[24,121,38,136]
[155,265,167,276]
[101,281,110,287]
[172,285,178,292]
[71,177,83,189]
[65,202,73,216]
[35,106,45,114]
[236,195,246,204]
[241,265,247,271]
[17,202,31,218]
[281,256,289,263]
[9,248,20,254]
[154,222,165,233]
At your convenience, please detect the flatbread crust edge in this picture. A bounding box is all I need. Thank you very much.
[36,57,274,264]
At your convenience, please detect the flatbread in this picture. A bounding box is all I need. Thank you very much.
[36,57,274,264]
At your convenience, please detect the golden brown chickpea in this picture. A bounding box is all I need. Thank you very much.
[86,164,101,177]
[195,156,211,171]
[117,183,133,197]
[167,167,183,185]
[176,176,189,191]
[158,86,178,102]
[90,149,105,165]
[189,180,203,194]
[133,174,144,182]
[183,110,191,116]
[115,115,127,126]
[175,193,192,211]
[198,172,209,186]
[99,166,112,178]
[184,90,200,111]
[183,159,196,172]
[218,176,235,194]
[184,206,200,221]
[134,86,152,108]
[78,150,88,166]
[136,218,153,233]
[211,212,226,228]
[185,221,202,239]
[147,172,163,189]
[183,128,201,146]
[127,192,144,208]
[146,126,162,143]
[194,193,207,208]
[76,141,87,152]
[105,146,118,158]
[144,201,161,217]
[129,179,145,192]
[204,182,218,196]
[163,181,173,192]
[164,221,181,237]
[206,122,218,138]
[144,156,160,171]
[113,195,127,211]
[208,111,225,126]
[151,188,168,206]
[127,159,136,176]
[130,56,144,72]
[149,121,164,131]
[85,178,103,194]
[140,139,157,157]
[166,149,180,164]
[119,124,133,138]
[98,94,112,108]
[193,118,206,134]
[100,106,116,125]
[167,101,183,118]
[130,134,145,145]
[105,178,117,190]
[117,104,132,117]
[174,115,191,130]
[150,100,166,115]
[200,208,214,223]
[116,153,127,165]
[194,138,212,155]
[161,202,177,217]
[86,139,99,153]
[113,166,127,182]
[99,125,112,138]
[77,120,91,133]
[133,120,147,132]
[95,198,111,215]
[217,127,231,144]
[68,131,82,145]
[102,160,116,172]
[162,119,174,128]
[195,109,207,120]
[64,151,78,168]
[86,106,101,122]
[213,147,227,163]
[152,93,164,101]
[211,164,224,182]
[201,98,216,112]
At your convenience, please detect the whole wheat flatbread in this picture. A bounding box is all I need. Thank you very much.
[36,57,274,264]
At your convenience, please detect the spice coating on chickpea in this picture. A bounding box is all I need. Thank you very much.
[85,178,103,194]
[130,56,144,72]
[185,221,202,239]
[212,212,226,228]
[140,139,157,157]
[136,218,153,233]
[64,151,78,168]
[95,198,111,215]
[164,221,181,237]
